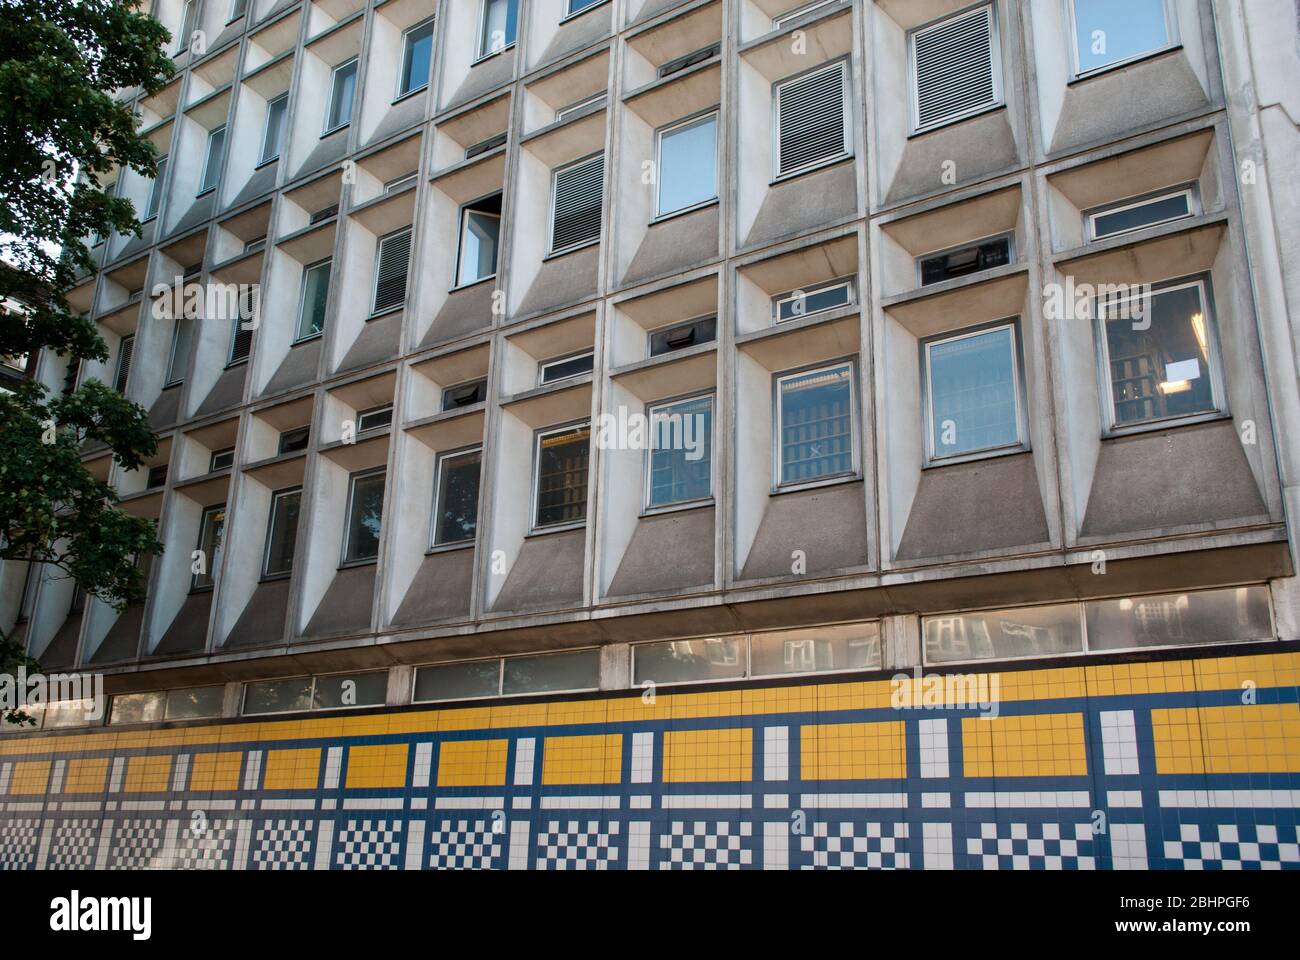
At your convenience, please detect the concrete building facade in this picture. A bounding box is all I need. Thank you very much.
[2,0,1299,870]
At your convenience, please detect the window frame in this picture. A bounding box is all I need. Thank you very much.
[453,192,503,290]
[396,17,436,99]
[1084,183,1199,242]
[548,152,605,256]
[919,317,1030,467]
[324,57,359,134]
[562,0,610,23]
[144,155,167,221]
[259,93,289,166]
[771,58,852,182]
[772,357,860,491]
[1091,274,1228,437]
[164,317,191,386]
[907,2,1004,135]
[771,275,856,323]
[209,447,235,472]
[429,445,483,550]
[1066,0,1179,79]
[241,670,388,717]
[226,313,253,367]
[772,0,840,30]
[475,0,518,62]
[916,231,1015,287]
[555,93,605,124]
[356,403,394,434]
[370,226,413,315]
[654,110,720,220]
[341,467,386,566]
[647,314,717,358]
[261,485,302,580]
[191,503,226,592]
[197,124,226,196]
[537,349,595,386]
[295,257,332,342]
[530,420,592,533]
[642,391,716,514]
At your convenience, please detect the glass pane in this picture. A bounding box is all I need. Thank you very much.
[1102,281,1217,426]
[263,490,301,576]
[750,623,881,677]
[243,678,313,715]
[502,650,600,695]
[648,395,712,507]
[658,116,717,215]
[313,671,387,709]
[344,472,385,562]
[779,364,853,484]
[928,326,1019,458]
[44,699,96,729]
[568,0,604,13]
[1093,193,1190,238]
[457,207,501,285]
[400,21,434,95]
[777,283,851,321]
[261,95,287,163]
[1086,586,1272,652]
[167,316,192,383]
[415,661,500,701]
[435,450,482,544]
[1073,0,1169,72]
[481,0,519,55]
[200,127,225,192]
[328,61,357,129]
[192,506,226,590]
[298,260,331,339]
[634,637,745,685]
[165,685,224,720]
[924,603,1083,663]
[535,426,590,526]
[146,156,166,218]
[110,692,165,725]
[540,353,593,383]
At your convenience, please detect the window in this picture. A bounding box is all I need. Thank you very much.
[229,0,248,20]
[243,678,312,715]
[145,156,167,220]
[649,315,716,357]
[326,58,358,131]
[260,94,288,164]
[199,126,225,194]
[776,362,855,486]
[656,113,718,217]
[634,623,882,685]
[242,672,386,715]
[228,317,253,365]
[278,426,310,454]
[297,259,331,340]
[146,464,168,489]
[773,277,854,322]
[414,660,500,702]
[109,692,164,725]
[919,234,1013,286]
[478,0,518,58]
[414,650,600,702]
[534,424,590,528]
[774,60,849,178]
[309,204,339,224]
[910,4,1000,131]
[1095,276,1223,430]
[342,469,385,563]
[192,504,226,591]
[432,448,482,545]
[113,335,134,394]
[109,685,224,724]
[466,132,507,158]
[925,602,1084,663]
[442,378,487,410]
[165,316,192,385]
[357,404,393,433]
[555,93,605,123]
[165,685,224,720]
[399,19,435,97]
[176,0,196,54]
[372,228,412,313]
[384,172,418,193]
[209,447,235,471]
[646,394,713,509]
[244,236,266,253]
[262,488,301,577]
[1071,0,1171,75]
[1086,186,1196,240]
[550,154,604,252]
[658,43,720,79]
[566,0,606,15]
[456,193,501,286]
[539,351,594,384]
[772,0,839,29]
[923,322,1025,463]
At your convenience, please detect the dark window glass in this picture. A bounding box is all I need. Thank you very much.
[775,280,852,321]
[650,316,716,357]
[540,352,594,384]
[192,505,226,590]
[535,426,590,527]
[778,364,853,484]
[442,379,488,410]
[920,236,1012,286]
[263,489,301,577]
[1091,193,1191,239]
[415,660,499,702]
[647,395,713,507]
[357,405,393,432]
[343,472,385,562]
[434,450,482,545]
[502,650,599,695]
[313,671,386,709]
[278,427,310,455]
[399,20,435,96]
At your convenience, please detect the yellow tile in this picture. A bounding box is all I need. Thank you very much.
[800,721,906,780]
[1153,703,1300,775]
[262,748,321,790]
[62,757,109,794]
[9,759,51,794]
[662,728,752,783]
[542,734,622,785]
[189,751,243,792]
[345,743,409,789]
[437,738,508,786]
[124,754,172,793]
[962,712,1087,777]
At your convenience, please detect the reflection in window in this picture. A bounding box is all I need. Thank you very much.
[657,114,717,217]
[243,677,313,716]
[313,671,386,709]
[297,259,331,340]
[479,0,519,57]
[924,323,1022,460]
[399,19,435,96]
[326,59,358,131]
[192,504,226,591]
[456,194,502,286]
[415,660,500,702]
[263,488,301,577]
[634,637,745,685]
[750,623,881,677]
[924,603,1084,663]
[647,395,713,508]
[1085,586,1272,651]
[433,449,481,545]
[343,470,385,563]
[1071,0,1170,73]
[534,425,590,527]
[777,363,854,485]
[502,650,600,695]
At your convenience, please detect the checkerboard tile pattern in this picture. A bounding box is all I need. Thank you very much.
[176,818,237,870]
[335,819,403,870]
[535,820,620,870]
[0,818,40,871]
[47,818,99,868]
[659,821,754,870]
[800,820,910,870]
[965,822,1097,870]
[1163,822,1300,869]
[252,819,313,870]
[109,818,166,869]
[428,818,501,870]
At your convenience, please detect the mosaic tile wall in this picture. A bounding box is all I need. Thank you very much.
[1,650,1298,870]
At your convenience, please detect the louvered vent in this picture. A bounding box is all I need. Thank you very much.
[776,62,847,177]
[229,323,253,364]
[551,155,604,252]
[372,228,412,313]
[913,5,997,130]
[114,335,134,393]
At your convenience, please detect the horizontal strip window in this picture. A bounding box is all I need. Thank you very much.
[278,426,310,455]
[772,276,854,322]
[923,585,1274,665]
[919,234,1013,286]
[649,315,716,357]
[443,378,488,410]
[772,0,840,29]
[413,649,600,703]
[539,350,594,385]
[356,403,393,433]
[465,131,507,158]
[555,93,605,123]
[209,447,235,472]
[109,686,225,725]
[658,42,720,79]
[243,671,387,716]
[633,622,882,687]
[1086,185,1197,241]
